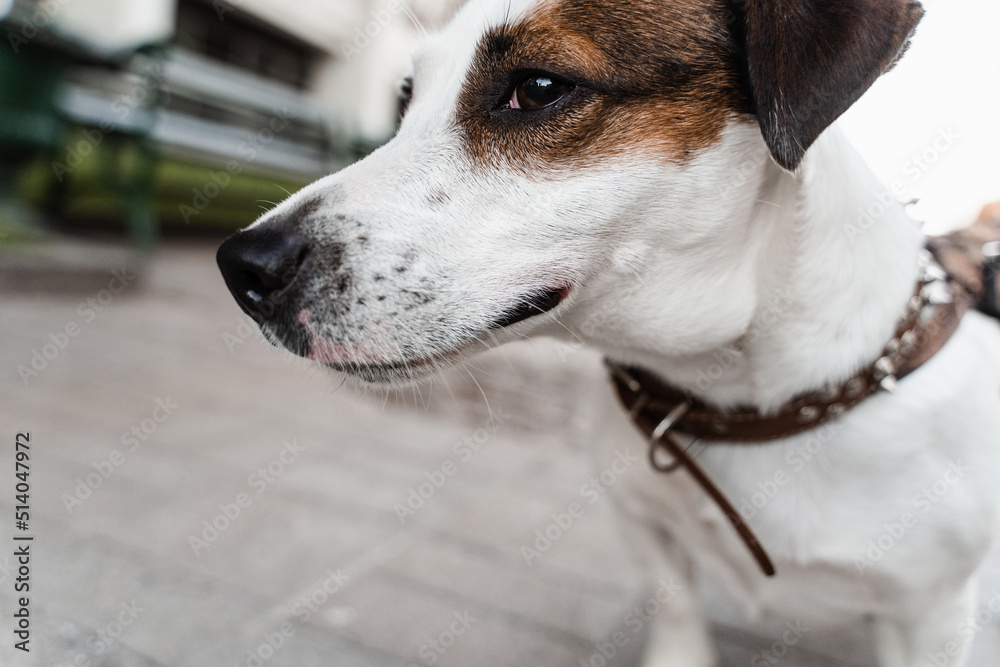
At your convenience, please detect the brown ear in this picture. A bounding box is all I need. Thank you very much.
[741,0,924,171]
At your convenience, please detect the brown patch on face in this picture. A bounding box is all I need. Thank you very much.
[456,0,752,170]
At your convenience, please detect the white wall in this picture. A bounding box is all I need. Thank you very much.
[50,0,176,54]
[309,0,463,146]
[223,0,363,51]
[841,0,1000,232]
[36,0,458,145]
[45,0,365,58]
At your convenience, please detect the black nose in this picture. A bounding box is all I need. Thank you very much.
[217,227,310,320]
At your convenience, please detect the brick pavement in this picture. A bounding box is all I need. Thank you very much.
[2,239,999,666]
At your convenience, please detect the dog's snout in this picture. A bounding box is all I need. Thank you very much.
[217,226,310,320]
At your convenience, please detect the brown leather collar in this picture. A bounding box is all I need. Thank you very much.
[607,250,971,577]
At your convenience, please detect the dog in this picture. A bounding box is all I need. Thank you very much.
[217,0,1000,664]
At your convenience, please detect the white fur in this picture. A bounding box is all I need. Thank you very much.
[589,129,1000,666]
[250,3,1000,663]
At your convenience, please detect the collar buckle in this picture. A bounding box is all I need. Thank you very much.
[648,402,692,473]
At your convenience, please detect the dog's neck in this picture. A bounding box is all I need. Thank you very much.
[610,127,924,412]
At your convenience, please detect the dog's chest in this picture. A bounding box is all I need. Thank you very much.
[594,314,1000,623]
[605,433,881,622]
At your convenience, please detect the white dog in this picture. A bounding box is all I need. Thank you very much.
[218,0,1000,664]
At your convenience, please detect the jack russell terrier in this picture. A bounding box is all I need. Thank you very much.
[217,0,1000,664]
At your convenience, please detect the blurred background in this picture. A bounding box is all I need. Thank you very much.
[0,0,999,665]
[0,0,463,246]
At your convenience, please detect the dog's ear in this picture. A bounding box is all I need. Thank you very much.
[738,0,924,171]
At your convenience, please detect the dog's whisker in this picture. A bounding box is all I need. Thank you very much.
[330,373,348,394]
[755,199,783,209]
[485,331,520,372]
[463,366,494,427]
[468,331,498,353]
[256,200,281,214]
[543,315,587,345]
[411,383,427,412]
[424,376,435,409]
[626,269,648,289]
[461,359,497,379]
[510,330,534,343]
[438,372,463,411]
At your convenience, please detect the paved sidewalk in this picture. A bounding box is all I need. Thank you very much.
[1,239,999,666]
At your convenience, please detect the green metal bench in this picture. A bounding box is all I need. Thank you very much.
[0,35,66,240]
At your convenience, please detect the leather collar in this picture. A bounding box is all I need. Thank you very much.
[607,250,970,577]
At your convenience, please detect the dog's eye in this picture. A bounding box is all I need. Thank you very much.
[508,75,573,111]
[398,76,414,120]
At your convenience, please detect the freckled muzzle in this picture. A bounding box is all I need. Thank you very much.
[217,192,570,381]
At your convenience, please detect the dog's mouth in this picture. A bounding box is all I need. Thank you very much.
[328,347,467,384]
[307,285,571,384]
[486,286,569,330]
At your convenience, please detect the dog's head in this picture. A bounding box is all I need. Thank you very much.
[218,0,923,384]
